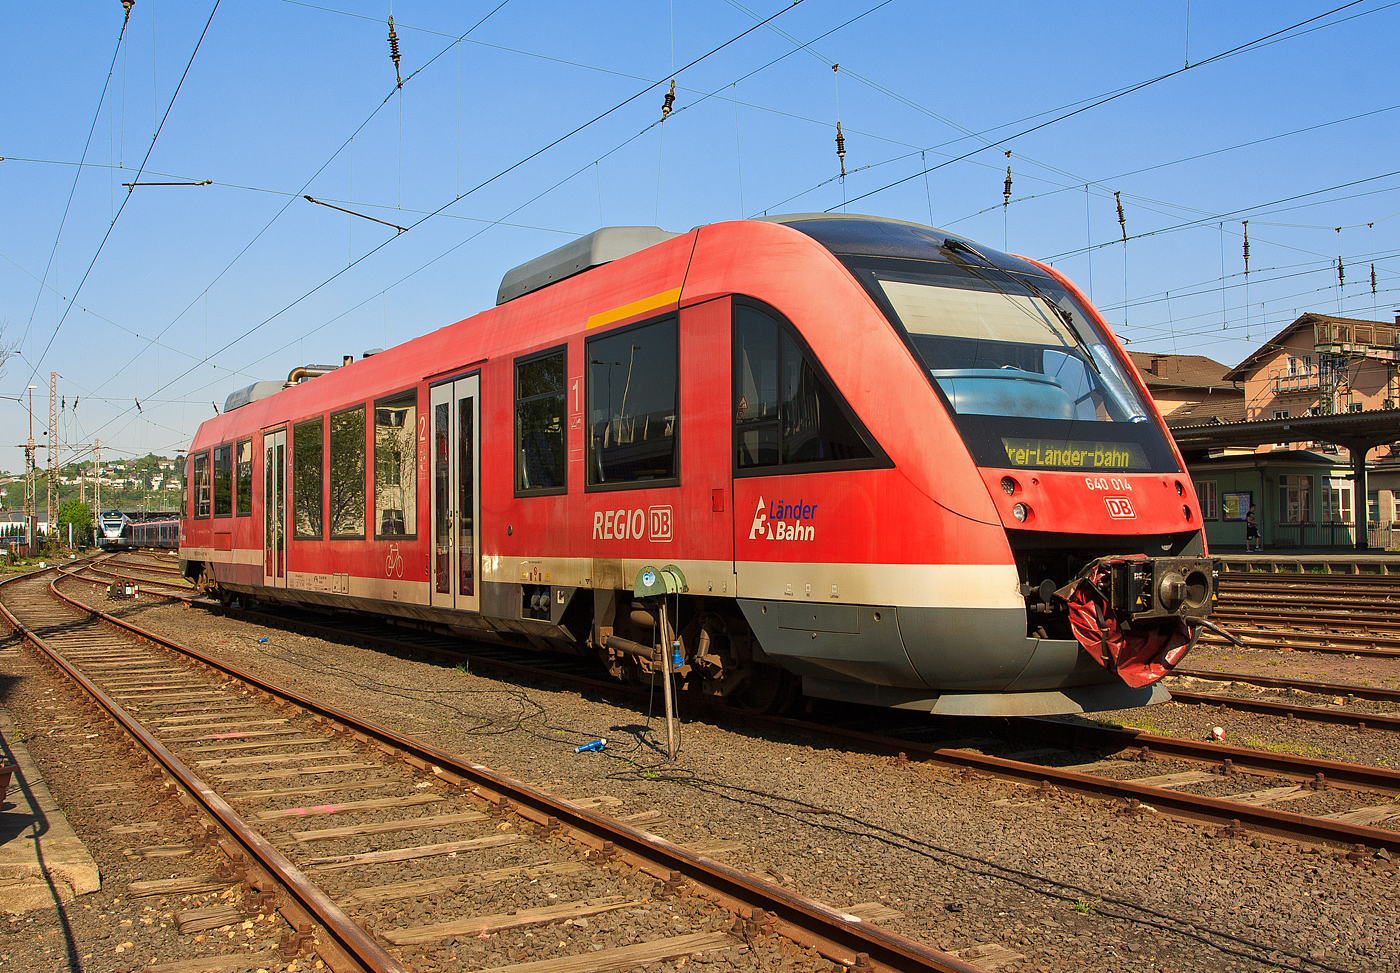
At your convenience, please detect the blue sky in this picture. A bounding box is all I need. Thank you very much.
[2,0,1398,471]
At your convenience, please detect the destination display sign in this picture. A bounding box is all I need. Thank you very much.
[1000,438,1149,471]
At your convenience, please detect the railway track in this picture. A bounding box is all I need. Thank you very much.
[1205,568,1400,656]
[5,560,985,973]
[86,555,1400,858]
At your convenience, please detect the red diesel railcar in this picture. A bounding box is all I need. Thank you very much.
[181,215,1217,716]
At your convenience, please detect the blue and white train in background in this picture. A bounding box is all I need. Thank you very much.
[98,510,180,550]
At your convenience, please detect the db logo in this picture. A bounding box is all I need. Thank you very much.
[648,505,673,542]
[1104,496,1136,519]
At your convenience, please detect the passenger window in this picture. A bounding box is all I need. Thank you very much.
[292,417,324,539]
[734,303,875,470]
[212,445,233,517]
[330,406,367,537]
[192,452,211,519]
[587,318,678,487]
[515,348,566,493]
[374,390,417,538]
[235,439,253,516]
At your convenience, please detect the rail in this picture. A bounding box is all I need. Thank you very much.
[36,558,981,973]
[0,562,402,973]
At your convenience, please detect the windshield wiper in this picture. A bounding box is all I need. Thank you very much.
[1015,275,1104,378]
[939,239,1103,375]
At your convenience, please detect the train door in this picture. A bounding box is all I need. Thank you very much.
[429,376,480,612]
[263,428,287,588]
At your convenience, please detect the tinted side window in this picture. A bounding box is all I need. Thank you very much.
[212,445,233,517]
[374,390,417,538]
[587,318,678,487]
[192,452,210,518]
[515,349,566,493]
[734,304,875,471]
[293,418,324,539]
[235,439,253,516]
[330,406,367,538]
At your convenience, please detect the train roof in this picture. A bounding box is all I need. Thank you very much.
[496,226,681,305]
[201,214,1046,440]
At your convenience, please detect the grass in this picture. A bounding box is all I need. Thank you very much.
[455,661,469,675]
[1072,899,1095,914]
[1113,716,1163,734]
[1240,735,1348,759]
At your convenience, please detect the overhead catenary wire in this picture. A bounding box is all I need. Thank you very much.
[84,0,516,404]
[20,4,136,360]
[819,1,1375,213]
[60,2,1400,456]
[23,0,221,390]
[78,0,818,448]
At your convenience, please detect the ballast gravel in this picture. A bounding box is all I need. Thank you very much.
[20,585,1400,973]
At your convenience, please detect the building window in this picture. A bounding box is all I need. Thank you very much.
[1195,480,1219,520]
[1368,491,1379,524]
[374,390,417,538]
[330,406,366,538]
[1321,483,1352,524]
[235,439,253,516]
[212,445,233,518]
[515,348,566,493]
[1273,410,1288,419]
[587,317,679,488]
[1350,402,1364,413]
[733,302,876,471]
[192,452,210,519]
[1279,474,1312,524]
[292,417,324,539]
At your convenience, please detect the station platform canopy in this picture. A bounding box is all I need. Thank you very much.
[1170,410,1400,550]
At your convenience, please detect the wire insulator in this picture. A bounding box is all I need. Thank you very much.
[662,79,675,120]
[1338,257,1345,288]
[1242,220,1250,274]
[835,122,846,179]
[387,15,403,88]
[121,0,135,19]
[1372,262,1378,296]
[1115,191,1127,243]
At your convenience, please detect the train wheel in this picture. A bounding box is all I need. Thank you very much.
[729,664,797,714]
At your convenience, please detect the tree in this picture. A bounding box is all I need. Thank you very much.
[57,500,93,548]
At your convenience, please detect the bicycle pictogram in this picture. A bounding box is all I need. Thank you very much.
[385,543,404,578]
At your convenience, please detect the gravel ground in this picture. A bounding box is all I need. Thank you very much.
[1076,690,1400,772]
[1187,640,1400,690]
[0,639,295,973]
[14,583,1400,973]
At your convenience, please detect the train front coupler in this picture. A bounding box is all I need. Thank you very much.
[1053,554,1220,688]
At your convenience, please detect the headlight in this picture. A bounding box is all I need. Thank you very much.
[1013,503,1029,523]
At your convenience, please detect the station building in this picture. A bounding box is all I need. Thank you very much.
[1136,312,1400,551]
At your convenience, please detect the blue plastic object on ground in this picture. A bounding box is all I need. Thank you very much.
[575,738,607,753]
[257,637,269,643]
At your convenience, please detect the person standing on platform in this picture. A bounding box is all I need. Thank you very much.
[1245,503,1261,552]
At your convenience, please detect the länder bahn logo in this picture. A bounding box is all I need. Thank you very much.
[749,496,817,541]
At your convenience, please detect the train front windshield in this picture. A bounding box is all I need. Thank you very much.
[875,269,1150,426]
[850,257,1178,474]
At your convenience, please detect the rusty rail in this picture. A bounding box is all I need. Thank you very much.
[0,564,405,973]
[83,557,1400,855]
[44,561,979,973]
